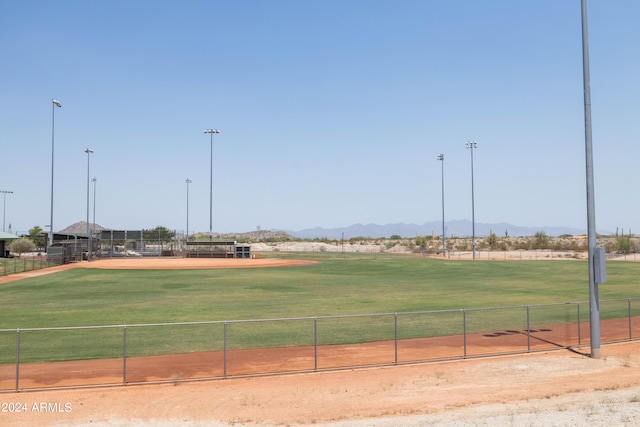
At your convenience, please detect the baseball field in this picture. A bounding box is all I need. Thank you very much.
[2,254,640,425]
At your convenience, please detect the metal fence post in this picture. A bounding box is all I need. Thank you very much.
[577,302,582,346]
[123,325,127,385]
[628,298,633,340]
[313,316,318,371]
[394,313,398,365]
[15,328,20,392]
[463,309,467,359]
[526,306,531,352]
[223,321,227,378]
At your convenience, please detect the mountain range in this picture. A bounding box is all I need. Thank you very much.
[285,220,596,240]
[58,220,603,241]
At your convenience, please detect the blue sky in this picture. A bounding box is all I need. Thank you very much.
[1,1,639,236]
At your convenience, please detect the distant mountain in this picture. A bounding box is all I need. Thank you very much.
[286,221,593,240]
[59,221,109,236]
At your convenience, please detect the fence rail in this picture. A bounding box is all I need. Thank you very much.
[1,298,639,392]
[0,257,56,276]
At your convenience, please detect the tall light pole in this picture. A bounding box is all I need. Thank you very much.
[1,190,13,232]
[466,141,477,259]
[437,155,445,256]
[581,0,601,359]
[49,99,62,248]
[203,129,220,245]
[92,177,97,237]
[186,178,192,243]
[84,148,94,261]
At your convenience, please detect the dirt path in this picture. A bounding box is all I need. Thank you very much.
[1,341,639,426]
[0,257,317,284]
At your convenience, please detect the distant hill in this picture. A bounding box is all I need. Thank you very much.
[59,221,109,236]
[285,221,594,240]
[59,220,605,241]
[58,222,295,241]
[196,230,294,240]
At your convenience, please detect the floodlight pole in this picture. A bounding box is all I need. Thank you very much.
[186,178,192,243]
[49,99,62,249]
[204,129,220,245]
[581,0,601,359]
[92,177,97,237]
[1,190,13,232]
[437,155,445,256]
[84,148,94,261]
[466,141,477,259]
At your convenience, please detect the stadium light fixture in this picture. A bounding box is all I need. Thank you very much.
[465,141,477,260]
[49,98,62,249]
[1,190,13,233]
[437,154,445,256]
[84,148,94,261]
[203,129,220,244]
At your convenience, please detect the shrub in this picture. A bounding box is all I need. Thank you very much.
[485,231,499,249]
[616,236,634,254]
[9,237,36,256]
[533,231,551,249]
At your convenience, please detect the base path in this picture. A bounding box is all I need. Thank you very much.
[0,257,317,284]
[75,257,318,270]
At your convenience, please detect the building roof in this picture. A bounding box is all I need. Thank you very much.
[0,231,19,240]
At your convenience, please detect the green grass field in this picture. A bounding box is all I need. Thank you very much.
[1,254,639,363]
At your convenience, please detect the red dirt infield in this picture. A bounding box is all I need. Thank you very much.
[0,257,317,285]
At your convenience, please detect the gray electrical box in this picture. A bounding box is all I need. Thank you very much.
[594,247,607,284]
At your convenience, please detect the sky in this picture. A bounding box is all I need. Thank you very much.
[1,0,639,236]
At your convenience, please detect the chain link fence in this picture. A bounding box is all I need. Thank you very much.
[0,257,56,276]
[1,297,639,392]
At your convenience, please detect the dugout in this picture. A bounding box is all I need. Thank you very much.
[47,234,89,264]
[186,240,251,258]
[99,230,143,257]
[99,230,175,257]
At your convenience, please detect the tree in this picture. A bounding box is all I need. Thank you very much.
[485,231,499,250]
[143,226,175,249]
[28,226,46,249]
[9,237,36,256]
[615,235,634,254]
[415,236,427,250]
[533,231,550,249]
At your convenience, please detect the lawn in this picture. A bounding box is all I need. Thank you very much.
[1,254,639,363]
